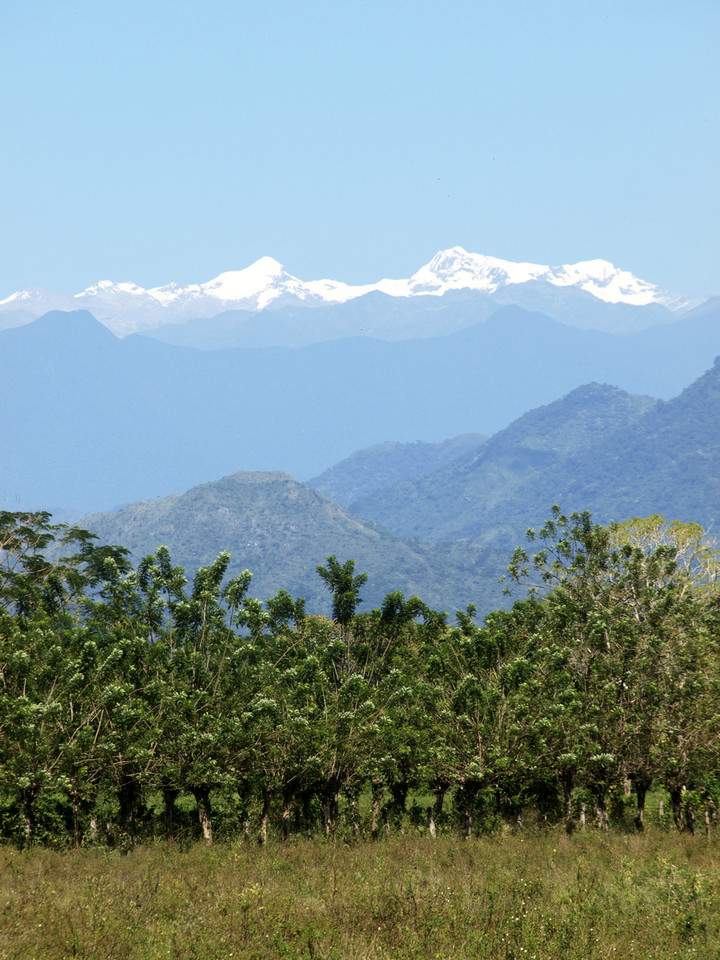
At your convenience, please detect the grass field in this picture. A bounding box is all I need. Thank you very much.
[1,829,719,960]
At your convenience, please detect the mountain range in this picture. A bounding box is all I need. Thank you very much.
[82,471,503,615]
[336,356,720,549]
[82,357,720,616]
[0,247,696,338]
[3,290,720,517]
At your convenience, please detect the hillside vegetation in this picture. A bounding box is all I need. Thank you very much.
[349,382,658,541]
[352,357,720,545]
[82,471,504,614]
[80,359,720,617]
[307,433,485,507]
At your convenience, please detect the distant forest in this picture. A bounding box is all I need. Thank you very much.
[1,507,718,847]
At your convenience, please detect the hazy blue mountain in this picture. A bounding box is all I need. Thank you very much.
[488,280,677,333]
[307,434,486,507]
[77,361,720,617]
[82,470,507,615]
[145,289,501,349]
[349,383,658,541]
[516,355,720,531]
[146,285,679,350]
[348,358,720,548]
[2,305,718,516]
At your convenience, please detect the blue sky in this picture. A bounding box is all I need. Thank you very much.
[2,0,718,296]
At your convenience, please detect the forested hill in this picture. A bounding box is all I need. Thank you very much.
[82,471,505,614]
[348,382,659,541]
[307,434,485,507]
[350,359,720,544]
[81,362,719,616]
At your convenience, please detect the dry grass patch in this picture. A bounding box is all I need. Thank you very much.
[1,830,719,959]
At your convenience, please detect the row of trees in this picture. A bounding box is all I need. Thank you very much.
[0,507,718,846]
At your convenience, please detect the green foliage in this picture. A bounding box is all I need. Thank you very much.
[0,507,719,848]
[316,555,368,628]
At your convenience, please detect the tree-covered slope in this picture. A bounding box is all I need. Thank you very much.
[82,471,506,615]
[306,434,486,507]
[519,355,720,529]
[348,357,720,549]
[350,383,658,541]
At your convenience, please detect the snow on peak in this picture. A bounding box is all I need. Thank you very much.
[77,280,150,299]
[406,248,676,307]
[0,287,76,312]
[0,248,688,336]
[549,259,661,305]
[198,257,301,307]
[409,247,547,294]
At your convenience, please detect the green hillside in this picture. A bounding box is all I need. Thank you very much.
[350,382,658,541]
[83,471,506,615]
[81,361,720,618]
[307,433,485,506]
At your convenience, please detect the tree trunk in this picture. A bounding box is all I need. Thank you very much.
[259,791,272,845]
[321,785,341,839]
[118,779,140,844]
[349,795,361,841]
[282,793,291,844]
[322,794,332,839]
[301,791,313,838]
[433,781,448,820]
[370,782,383,841]
[633,777,651,832]
[71,788,81,849]
[462,786,476,840]
[163,787,178,842]
[561,775,575,835]
[389,781,408,823]
[20,787,37,846]
[685,800,696,836]
[192,787,214,846]
[670,786,684,832]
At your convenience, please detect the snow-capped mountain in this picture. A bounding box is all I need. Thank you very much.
[0,247,692,337]
[406,248,682,307]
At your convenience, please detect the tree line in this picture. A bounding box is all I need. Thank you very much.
[0,507,718,847]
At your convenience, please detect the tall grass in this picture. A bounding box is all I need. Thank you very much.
[1,829,719,959]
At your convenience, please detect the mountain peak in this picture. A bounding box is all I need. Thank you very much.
[0,248,693,336]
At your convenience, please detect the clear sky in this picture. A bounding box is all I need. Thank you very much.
[2,0,718,297]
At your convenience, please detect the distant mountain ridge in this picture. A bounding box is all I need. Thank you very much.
[349,359,720,545]
[80,362,720,617]
[347,383,660,542]
[307,434,486,506]
[3,304,720,516]
[0,247,693,337]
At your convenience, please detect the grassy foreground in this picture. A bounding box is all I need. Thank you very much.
[1,830,719,960]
